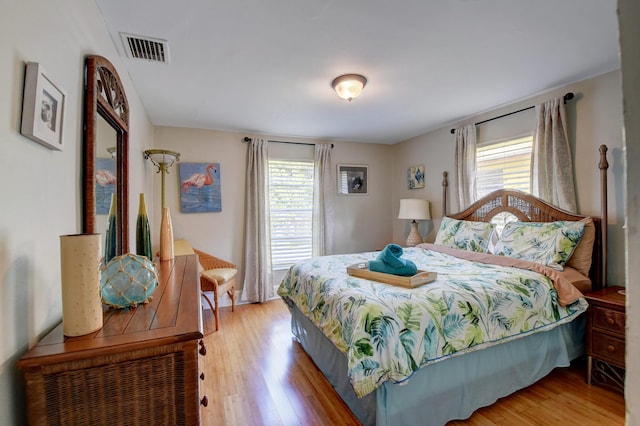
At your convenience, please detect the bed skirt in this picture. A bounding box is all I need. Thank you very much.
[285,297,586,426]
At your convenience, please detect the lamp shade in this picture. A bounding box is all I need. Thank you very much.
[332,74,367,101]
[143,149,180,167]
[398,199,431,220]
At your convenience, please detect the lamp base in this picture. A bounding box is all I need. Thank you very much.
[405,221,423,247]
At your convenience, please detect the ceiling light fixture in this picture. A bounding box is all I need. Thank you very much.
[332,74,367,102]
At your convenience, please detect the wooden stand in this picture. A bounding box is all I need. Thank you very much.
[584,286,625,393]
[17,254,206,425]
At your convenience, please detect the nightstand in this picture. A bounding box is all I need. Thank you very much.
[584,286,625,393]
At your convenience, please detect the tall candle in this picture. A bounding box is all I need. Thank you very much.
[59,233,103,336]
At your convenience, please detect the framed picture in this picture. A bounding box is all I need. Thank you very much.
[338,164,368,195]
[20,62,66,150]
[179,162,222,213]
[408,165,425,189]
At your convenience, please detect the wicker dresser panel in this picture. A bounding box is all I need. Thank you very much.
[38,350,192,425]
[18,255,204,426]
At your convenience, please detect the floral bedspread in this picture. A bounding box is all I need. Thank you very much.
[277,247,588,398]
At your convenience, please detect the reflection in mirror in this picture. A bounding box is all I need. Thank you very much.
[83,55,129,255]
[95,114,117,235]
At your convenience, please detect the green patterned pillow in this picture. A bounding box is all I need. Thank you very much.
[492,221,586,271]
[434,217,496,253]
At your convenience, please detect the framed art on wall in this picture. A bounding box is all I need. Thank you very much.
[20,62,66,150]
[179,162,222,213]
[337,164,368,195]
[408,164,425,189]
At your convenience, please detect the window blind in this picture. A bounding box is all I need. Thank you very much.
[476,135,533,198]
[268,159,314,270]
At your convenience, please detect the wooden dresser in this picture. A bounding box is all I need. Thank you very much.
[584,285,625,393]
[17,254,207,425]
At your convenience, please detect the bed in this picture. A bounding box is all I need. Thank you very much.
[277,147,609,426]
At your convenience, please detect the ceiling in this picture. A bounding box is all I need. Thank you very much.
[94,0,620,144]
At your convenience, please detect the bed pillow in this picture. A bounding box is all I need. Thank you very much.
[565,217,595,277]
[492,220,585,271]
[487,227,500,254]
[559,266,593,294]
[434,217,496,253]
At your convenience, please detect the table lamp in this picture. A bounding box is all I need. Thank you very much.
[398,199,431,247]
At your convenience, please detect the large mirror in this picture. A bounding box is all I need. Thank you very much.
[83,55,129,255]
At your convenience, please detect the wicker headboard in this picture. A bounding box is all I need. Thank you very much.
[445,188,602,290]
[441,145,609,290]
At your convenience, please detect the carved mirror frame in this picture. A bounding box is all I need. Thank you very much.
[83,55,129,254]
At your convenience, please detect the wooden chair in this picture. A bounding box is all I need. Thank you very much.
[193,248,237,332]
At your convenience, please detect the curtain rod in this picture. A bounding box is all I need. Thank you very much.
[449,92,575,135]
[243,136,334,148]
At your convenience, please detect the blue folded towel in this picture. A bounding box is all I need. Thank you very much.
[368,244,418,276]
[377,244,405,268]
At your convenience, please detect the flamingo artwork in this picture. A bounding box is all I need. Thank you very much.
[179,163,221,212]
[181,163,217,193]
[96,169,117,187]
[95,169,117,203]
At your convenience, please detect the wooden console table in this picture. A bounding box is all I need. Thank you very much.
[18,254,206,426]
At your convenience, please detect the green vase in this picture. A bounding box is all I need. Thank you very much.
[136,193,152,261]
[104,193,117,264]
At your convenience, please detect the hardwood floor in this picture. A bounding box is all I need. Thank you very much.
[200,299,625,426]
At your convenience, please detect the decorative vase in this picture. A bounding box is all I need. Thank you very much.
[159,207,174,261]
[104,193,117,264]
[136,193,152,261]
[59,233,103,336]
[101,253,158,308]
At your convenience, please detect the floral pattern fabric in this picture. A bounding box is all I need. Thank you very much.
[277,247,587,398]
[434,216,496,253]
[491,221,585,271]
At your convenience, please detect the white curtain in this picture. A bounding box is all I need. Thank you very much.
[312,144,334,256]
[454,124,477,211]
[242,138,273,303]
[531,97,577,212]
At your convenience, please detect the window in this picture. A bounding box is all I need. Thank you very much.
[268,159,314,270]
[476,135,533,198]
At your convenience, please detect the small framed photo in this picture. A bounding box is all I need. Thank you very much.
[408,165,425,189]
[338,164,368,195]
[20,62,66,151]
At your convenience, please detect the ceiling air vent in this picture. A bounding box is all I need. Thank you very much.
[120,33,169,63]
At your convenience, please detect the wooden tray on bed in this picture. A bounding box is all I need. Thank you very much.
[347,263,437,288]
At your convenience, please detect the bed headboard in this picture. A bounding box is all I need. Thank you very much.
[441,145,609,290]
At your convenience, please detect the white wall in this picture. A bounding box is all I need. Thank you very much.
[0,1,633,424]
[332,141,394,254]
[153,127,394,299]
[0,1,154,424]
[619,0,640,422]
[392,71,626,286]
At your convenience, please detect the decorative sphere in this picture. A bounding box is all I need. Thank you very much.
[101,253,158,308]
